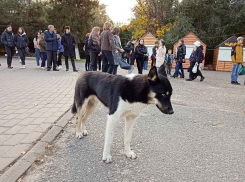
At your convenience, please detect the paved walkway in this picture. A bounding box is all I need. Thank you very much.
[0,57,83,173]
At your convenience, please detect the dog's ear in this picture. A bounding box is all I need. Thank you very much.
[158,64,167,77]
[148,66,158,82]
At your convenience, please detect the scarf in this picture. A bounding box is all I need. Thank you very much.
[114,35,121,45]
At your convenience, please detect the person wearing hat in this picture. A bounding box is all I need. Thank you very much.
[231,37,244,85]
[186,41,205,82]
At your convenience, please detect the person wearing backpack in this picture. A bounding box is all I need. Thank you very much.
[88,27,100,71]
[231,37,244,85]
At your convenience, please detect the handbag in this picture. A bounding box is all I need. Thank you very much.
[238,65,245,76]
[25,47,30,53]
[118,58,131,70]
[192,63,198,73]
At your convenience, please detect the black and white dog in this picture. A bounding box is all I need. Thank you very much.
[72,65,173,163]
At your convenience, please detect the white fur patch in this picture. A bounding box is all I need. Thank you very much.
[125,74,137,80]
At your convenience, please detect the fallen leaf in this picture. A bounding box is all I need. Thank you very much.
[21,151,26,155]
[68,121,73,124]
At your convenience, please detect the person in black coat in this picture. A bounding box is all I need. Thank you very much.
[124,38,137,74]
[15,27,29,68]
[44,25,59,71]
[84,33,90,71]
[151,41,159,67]
[61,26,78,72]
[135,39,147,74]
[1,25,15,69]
[186,41,205,82]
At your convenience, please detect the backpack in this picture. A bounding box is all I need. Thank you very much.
[231,45,237,60]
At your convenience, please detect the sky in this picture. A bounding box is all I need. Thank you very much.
[99,0,137,24]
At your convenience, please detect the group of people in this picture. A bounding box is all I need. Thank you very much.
[1,24,78,72]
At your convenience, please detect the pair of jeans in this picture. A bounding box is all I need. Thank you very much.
[40,52,47,67]
[57,52,63,66]
[5,46,15,67]
[46,51,58,70]
[113,65,118,75]
[18,48,26,65]
[173,62,184,77]
[85,55,90,71]
[143,61,148,70]
[136,57,144,74]
[65,55,76,71]
[98,55,102,71]
[35,48,41,66]
[128,65,134,74]
[89,52,98,71]
[189,62,203,80]
[102,50,114,74]
[231,63,241,82]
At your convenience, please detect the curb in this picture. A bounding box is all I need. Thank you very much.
[0,109,74,182]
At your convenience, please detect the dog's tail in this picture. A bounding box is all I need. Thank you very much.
[71,101,77,114]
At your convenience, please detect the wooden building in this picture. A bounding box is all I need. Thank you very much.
[213,36,245,71]
[172,32,206,69]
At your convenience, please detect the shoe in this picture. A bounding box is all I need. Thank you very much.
[58,65,62,69]
[41,67,45,69]
[180,76,185,78]
[46,69,51,71]
[66,69,69,71]
[186,79,193,81]
[53,69,59,71]
[231,81,239,85]
[236,82,240,85]
[73,70,78,72]
[170,75,176,78]
[8,66,13,69]
[37,66,40,68]
[20,65,26,69]
[200,77,205,82]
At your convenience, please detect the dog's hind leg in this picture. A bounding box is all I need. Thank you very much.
[124,114,138,159]
[76,96,99,139]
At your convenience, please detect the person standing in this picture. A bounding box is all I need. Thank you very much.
[171,39,186,78]
[186,41,205,82]
[39,33,47,69]
[84,33,90,71]
[231,37,244,85]
[61,26,78,72]
[165,49,174,75]
[1,25,15,69]
[88,27,100,71]
[124,38,137,74]
[15,27,29,69]
[100,22,119,74]
[57,34,64,69]
[33,32,41,68]
[156,40,166,70]
[135,39,147,74]
[112,27,124,75]
[151,41,159,67]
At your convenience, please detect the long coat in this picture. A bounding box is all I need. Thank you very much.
[112,35,123,66]
[156,46,166,67]
[61,33,76,57]
[15,33,29,49]
[44,30,58,51]
[1,29,15,48]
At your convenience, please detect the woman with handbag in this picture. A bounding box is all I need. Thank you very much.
[135,39,147,74]
[156,40,166,70]
[88,27,101,71]
[186,41,205,82]
[15,27,29,69]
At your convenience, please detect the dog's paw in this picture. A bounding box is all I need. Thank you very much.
[83,130,88,136]
[76,132,83,139]
[126,151,137,159]
[102,155,112,163]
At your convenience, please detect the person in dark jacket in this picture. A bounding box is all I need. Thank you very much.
[84,33,90,71]
[186,41,205,82]
[171,39,186,78]
[15,27,29,69]
[151,41,159,67]
[88,27,100,71]
[1,25,15,69]
[124,38,137,74]
[57,34,64,69]
[61,26,78,72]
[44,25,59,71]
[135,39,147,74]
[39,33,47,69]
[100,22,121,73]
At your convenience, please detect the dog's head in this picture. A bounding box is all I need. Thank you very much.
[148,65,174,115]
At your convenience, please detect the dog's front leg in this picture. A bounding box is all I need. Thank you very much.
[124,115,138,159]
[102,114,119,163]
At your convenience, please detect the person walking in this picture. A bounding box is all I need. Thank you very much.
[112,27,124,75]
[88,27,100,71]
[1,25,15,69]
[100,22,119,74]
[33,32,41,68]
[57,34,64,69]
[171,39,186,78]
[44,25,59,71]
[151,41,159,67]
[14,27,29,69]
[156,40,166,70]
[231,37,244,85]
[61,26,78,72]
[165,49,174,75]
[84,33,90,71]
[39,33,47,69]
[186,41,205,82]
[135,39,148,74]
[124,38,137,74]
